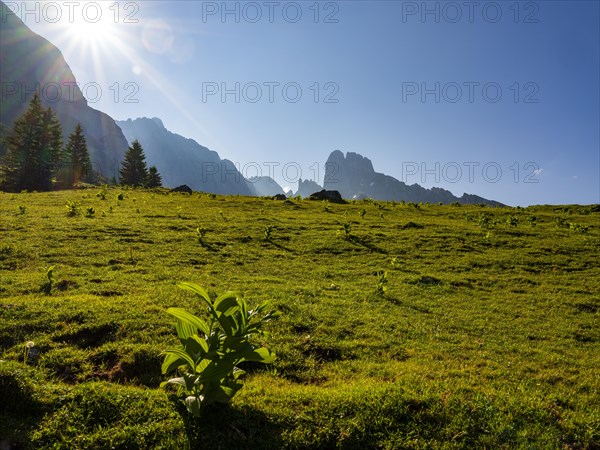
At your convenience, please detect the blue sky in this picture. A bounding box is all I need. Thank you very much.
[9,1,600,205]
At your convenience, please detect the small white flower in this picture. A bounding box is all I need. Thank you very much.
[25,341,35,348]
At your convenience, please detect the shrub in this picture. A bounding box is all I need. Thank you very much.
[65,200,81,217]
[338,222,352,240]
[375,271,388,296]
[528,215,537,227]
[96,185,108,200]
[263,225,273,241]
[161,283,279,416]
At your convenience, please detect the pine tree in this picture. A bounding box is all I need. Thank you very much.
[147,165,163,188]
[64,123,93,186]
[119,139,148,186]
[1,94,63,191]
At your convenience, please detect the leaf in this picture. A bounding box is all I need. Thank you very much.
[167,308,210,336]
[177,282,212,307]
[161,351,187,374]
[163,377,186,387]
[195,358,211,374]
[242,347,276,364]
[185,395,202,417]
[198,360,236,382]
[214,292,241,317]
[182,372,201,391]
[162,348,196,370]
[175,320,197,340]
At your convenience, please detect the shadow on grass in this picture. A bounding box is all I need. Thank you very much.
[174,398,285,449]
[198,240,219,252]
[263,240,295,253]
[348,235,388,254]
[383,296,433,314]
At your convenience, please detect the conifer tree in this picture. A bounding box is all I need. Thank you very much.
[119,139,148,186]
[147,165,163,188]
[1,94,63,191]
[64,123,93,186]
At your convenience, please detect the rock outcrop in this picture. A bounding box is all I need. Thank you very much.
[323,150,503,205]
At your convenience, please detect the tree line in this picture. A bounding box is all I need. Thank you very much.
[0,94,162,192]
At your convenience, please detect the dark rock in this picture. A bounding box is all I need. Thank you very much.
[171,185,193,194]
[272,194,287,200]
[308,190,347,204]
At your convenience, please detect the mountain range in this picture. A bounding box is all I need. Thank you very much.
[0,3,502,205]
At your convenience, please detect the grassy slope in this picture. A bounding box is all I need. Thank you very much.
[0,187,598,449]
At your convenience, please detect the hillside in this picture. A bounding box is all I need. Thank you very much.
[0,3,128,179]
[116,118,254,195]
[0,189,598,448]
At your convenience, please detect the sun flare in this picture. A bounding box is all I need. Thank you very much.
[67,19,115,47]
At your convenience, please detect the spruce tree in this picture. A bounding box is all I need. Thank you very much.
[119,139,148,186]
[147,165,163,188]
[1,94,63,191]
[64,123,93,186]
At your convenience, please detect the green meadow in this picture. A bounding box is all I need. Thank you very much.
[0,187,598,449]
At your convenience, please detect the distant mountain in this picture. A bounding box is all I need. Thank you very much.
[116,117,253,195]
[296,178,322,198]
[247,176,285,197]
[0,2,128,179]
[323,150,503,206]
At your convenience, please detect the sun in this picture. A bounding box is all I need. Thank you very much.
[66,17,116,47]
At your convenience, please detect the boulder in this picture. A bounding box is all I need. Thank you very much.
[171,185,193,194]
[308,190,347,204]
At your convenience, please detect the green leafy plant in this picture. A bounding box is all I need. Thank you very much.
[117,193,125,201]
[96,185,108,200]
[161,283,279,416]
[555,217,568,229]
[338,222,352,240]
[478,212,494,230]
[569,222,589,234]
[375,271,388,297]
[65,200,81,217]
[263,225,273,241]
[17,205,26,215]
[528,215,538,227]
[41,265,55,295]
[359,208,367,218]
[507,215,519,227]
[85,207,95,218]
